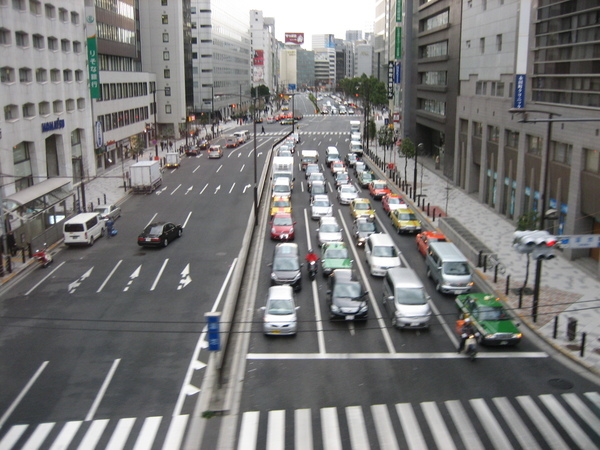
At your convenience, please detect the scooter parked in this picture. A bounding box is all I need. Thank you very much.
[32,244,53,268]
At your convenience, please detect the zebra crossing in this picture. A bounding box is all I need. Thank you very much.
[0,414,189,450]
[237,391,600,449]
[258,130,348,137]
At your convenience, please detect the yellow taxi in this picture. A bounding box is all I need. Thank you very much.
[390,208,422,234]
[349,198,375,220]
[270,196,292,217]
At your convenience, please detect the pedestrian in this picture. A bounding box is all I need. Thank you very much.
[261,125,265,134]
[6,232,16,256]
[106,218,114,238]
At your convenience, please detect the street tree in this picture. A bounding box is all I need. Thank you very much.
[399,137,415,184]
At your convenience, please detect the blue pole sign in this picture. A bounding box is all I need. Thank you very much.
[205,312,221,351]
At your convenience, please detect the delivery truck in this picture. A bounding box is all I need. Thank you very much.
[130,160,162,194]
[165,152,180,168]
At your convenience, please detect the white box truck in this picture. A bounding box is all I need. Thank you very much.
[165,152,180,168]
[272,156,294,189]
[130,160,162,194]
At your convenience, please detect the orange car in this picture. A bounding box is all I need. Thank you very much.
[368,180,391,200]
[416,231,447,256]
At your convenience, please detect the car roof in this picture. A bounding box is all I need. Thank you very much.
[312,194,330,202]
[268,285,294,300]
[320,216,339,224]
[461,293,501,307]
[323,242,346,249]
[272,196,290,201]
[272,212,292,218]
[353,198,371,203]
[331,268,357,283]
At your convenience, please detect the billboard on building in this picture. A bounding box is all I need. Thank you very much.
[253,50,264,66]
[285,33,305,44]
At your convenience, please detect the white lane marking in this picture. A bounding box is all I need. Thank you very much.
[85,359,121,421]
[214,185,221,194]
[229,183,236,194]
[170,184,182,195]
[193,165,201,173]
[0,361,49,429]
[97,260,122,293]
[216,164,223,173]
[240,164,245,172]
[25,261,66,296]
[246,352,548,360]
[150,258,169,291]
[124,265,142,292]
[199,183,208,195]
[182,211,192,228]
[145,213,158,228]
[243,184,252,193]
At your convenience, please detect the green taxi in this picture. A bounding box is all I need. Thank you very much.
[455,293,522,346]
[321,242,353,277]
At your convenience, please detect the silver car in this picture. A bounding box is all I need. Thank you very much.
[307,172,325,190]
[94,204,121,221]
[317,216,343,246]
[311,195,333,220]
[337,184,358,205]
[261,285,298,335]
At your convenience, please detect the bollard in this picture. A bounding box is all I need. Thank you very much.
[478,251,483,267]
[518,288,523,308]
[553,316,558,339]
[566,317,577,341]
[104,193,107,204]
[432,210,436,222]
[580,332,586,357]
[482,254,488,273]
[427,203,430,215]
[494,264,498,283]
[7,256,11,273]
[21,247,26,263]
[505,275,510,295]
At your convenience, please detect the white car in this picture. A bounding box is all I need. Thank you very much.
[337,184,358,205]
[311,195,333,220]
[307,172,325,190]
[261,285,298,335]
[317,216,343,246]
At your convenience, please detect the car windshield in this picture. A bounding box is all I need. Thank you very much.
[395,288,427,305]
[333,282,363,300]
[267,299,294,315]
[355,203,370,210]
[273,200,290,207]
[310,174,324,182]
[273,257,300,271]
[477,306,509,321]
[358,222,377,232]
[362,174,373,181]
[373,182,386,189]
[341,186,356,193]
[321,224,340,233]
[94,207,108,214]
[313,200,330,207]
[396,213,417,221]
[443,262,470,275]
[312,186,326,194]
[388,197,401,204]
[147,225,164,235]
[325,248,348,259]
[373,246,398,257]
[273,216,293,226]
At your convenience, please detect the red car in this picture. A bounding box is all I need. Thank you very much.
[382,194,406,214]
[416,231,447,256]
[368,180,391,200]
[270,212,296,241]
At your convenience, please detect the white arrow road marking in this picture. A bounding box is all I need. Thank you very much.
[243,184,251,193]
[177,264,192,290]
[199,183,208,195]
[150,258,169,291]
[228,183,236,194]
[156,186,168,195]
[170,183,182,195]
[123,265,142,292]
[185,185,194,195]
[68,267,93,294]
[214,185,221,194]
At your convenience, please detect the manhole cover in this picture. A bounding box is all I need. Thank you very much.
[548,378,574,390]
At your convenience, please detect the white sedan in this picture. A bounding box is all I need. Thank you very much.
[337,184,358,205]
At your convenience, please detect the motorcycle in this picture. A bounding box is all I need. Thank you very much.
[307,260,318,280]
[32,244,53,268]
[462,334,478,361]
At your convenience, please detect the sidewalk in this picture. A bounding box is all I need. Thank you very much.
[366,131,600,376]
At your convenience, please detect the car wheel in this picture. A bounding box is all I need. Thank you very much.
[436,282,442,293]
[426,267,431,278]
[163,238,169,247]
[178,229,182,238]
[89,236,94,246]
[396,225,401,235]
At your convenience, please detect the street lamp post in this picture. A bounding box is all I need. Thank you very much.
[414,143,423,201]
[253,96,258,225]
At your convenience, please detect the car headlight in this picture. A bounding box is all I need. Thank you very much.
[289,227,294,234]
[271,227,276,234]
[271,273,278,281]
[359,305,368,313]
[331,304,340,313]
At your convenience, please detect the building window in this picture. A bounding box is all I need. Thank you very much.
[4,104,18,120]
[527,135,542,156]
[50,68,60,82]
[12,0,26,11]
[551,141,572,166]
[48,36,58,50]
[77,98,85,109]
[480,37,485,54]
[75,69,83,81]
[161,0,167,4]
[476,81,487,95]
[165,86,171,96]
[165,104,172,114]
[473,121,483,137]
[22,102,35,118]
[71,11,79,24]
[73,41,81,53]
[496,34,502,51]
[15,31,29,47]
[58,7,68,22]
[161,14,168,24]
[482,0,487,10]
[66,98,75,112]
[53,100,63,113]
[63,69,72,82]
[29,0,41,15]
[487,125,500,143]
[13,142,34,191]
[163,51,170,60]
[1,66,16,83]
[164,68,170,78]
[162,32,169,43]
[421,10,449,32]
[192,52,198,59]
[61,39,70,52]
[505,130,519,148]
[19,67,32,82]
[44,3,55,19]
[38,101,49,115]
[36,67,47,82]
[32,33,44,49]
[0,27,10,45]
[584,148,599,173]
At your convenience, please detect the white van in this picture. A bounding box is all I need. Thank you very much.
[383,267,431,329]
[350,141,363,155]
[272,177,292,198]
[425,242,473,294]
[326,146,340,166]
[365,233,402,276]
[350,120,361,133]
[233,130,249,143]
[63,213,106,246]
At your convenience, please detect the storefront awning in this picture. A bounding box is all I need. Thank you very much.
[5,178,71,209]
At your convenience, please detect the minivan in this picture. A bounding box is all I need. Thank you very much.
[63,213,106,246]
[233,130,249,143]
[425,242,473,294]
[365,233,402,276]
[326,146,340,166]
[272,177,292,198]
[383,267,431,329]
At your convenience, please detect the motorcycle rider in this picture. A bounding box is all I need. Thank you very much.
[305,248,319,264]
[457,317,477,353]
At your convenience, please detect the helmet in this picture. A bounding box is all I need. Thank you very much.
[464,318,471,323]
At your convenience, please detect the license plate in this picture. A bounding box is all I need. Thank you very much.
[281,234,288,239]
[145,238,151,242]
[411,322,420,327]
[271,329,280,334]
[345,315,355,321]
[499,341,508,345]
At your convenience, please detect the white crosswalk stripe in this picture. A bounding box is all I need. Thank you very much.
[234,392,600,450]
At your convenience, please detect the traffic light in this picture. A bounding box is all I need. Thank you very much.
[513,230,558,260]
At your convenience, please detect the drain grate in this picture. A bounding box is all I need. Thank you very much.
[548,378,574,390]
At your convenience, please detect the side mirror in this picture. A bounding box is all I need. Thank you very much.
[260,306,266,311]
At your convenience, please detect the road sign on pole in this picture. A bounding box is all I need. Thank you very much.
[558,235,600,249]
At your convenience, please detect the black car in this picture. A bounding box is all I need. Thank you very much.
[137,222,183,247]
[326,269,368,320]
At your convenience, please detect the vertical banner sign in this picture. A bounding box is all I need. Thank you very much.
[395,27,402,60]
[513,74,526,109]
[85,3,100,99]
[396,0,403,21]
[388,61,395,99]
[394,62,402,84]
[206,312,221,351]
